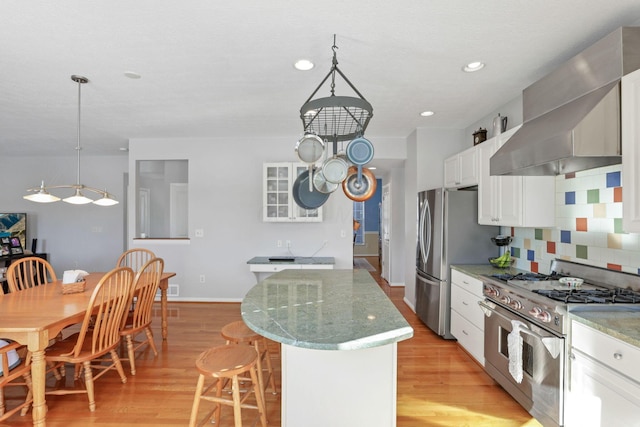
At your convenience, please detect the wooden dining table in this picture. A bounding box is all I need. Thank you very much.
[0,271,175,426]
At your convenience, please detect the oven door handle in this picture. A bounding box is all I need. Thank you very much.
[478,300,562,359]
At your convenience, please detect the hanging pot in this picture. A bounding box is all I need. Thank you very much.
[321,154,349,184]
[313,167,340,194]
[342,166,377,202]
[292,169,330,209]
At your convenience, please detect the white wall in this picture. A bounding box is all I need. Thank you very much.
[129,136,355,301]
[403,128,467,309]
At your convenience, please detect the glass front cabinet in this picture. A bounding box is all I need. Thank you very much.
[263,163,323,222]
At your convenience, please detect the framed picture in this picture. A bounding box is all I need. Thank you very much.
[9,236,23,255]
[0,213,26,253]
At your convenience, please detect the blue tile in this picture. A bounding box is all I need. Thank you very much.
[565,191,576,205]
[606,171,621,188]
[527,250,535,261]
[561,230,571,243]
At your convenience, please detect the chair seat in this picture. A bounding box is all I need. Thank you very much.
[45,333,117,364]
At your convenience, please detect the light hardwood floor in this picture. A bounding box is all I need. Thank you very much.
[3,258,542,427]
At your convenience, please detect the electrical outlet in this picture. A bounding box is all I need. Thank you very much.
[340,230,346,238]
[195,229,204,238]
[277,240,282,247]
[286,240,291,248]
[199,275,205,283]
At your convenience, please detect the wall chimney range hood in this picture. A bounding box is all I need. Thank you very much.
[491,27,640,176]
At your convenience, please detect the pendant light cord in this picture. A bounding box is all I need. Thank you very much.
[75,76,82,186]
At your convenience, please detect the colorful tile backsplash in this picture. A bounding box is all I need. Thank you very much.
[505,164,640,275]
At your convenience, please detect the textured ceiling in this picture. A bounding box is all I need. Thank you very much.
[2,0,640,171]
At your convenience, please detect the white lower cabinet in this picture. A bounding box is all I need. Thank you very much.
[450,269,484,365]
[566,321,640,427]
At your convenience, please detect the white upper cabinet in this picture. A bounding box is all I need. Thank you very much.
[477,126,555,227]
[622,69,640,232]
[263,163,323,222]
[444,145,478,189]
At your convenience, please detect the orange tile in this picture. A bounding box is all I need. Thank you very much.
[547,241,556,254]
[576,218,588,232]
[565,172,576,179]
[614,187,622,203]
[607,263,622,271]
[530,262,538,273]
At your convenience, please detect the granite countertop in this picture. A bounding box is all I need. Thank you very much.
[569,309,640,348]
[452,265,640,349]
[450,263,530,279]
[241,269,414,350]
[247,256,335,265]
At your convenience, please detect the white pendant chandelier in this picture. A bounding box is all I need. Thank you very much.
[24,75,118,206]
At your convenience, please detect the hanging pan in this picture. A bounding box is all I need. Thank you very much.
[321,154,349,184]
[342,166,377,202]
[295,133,325,191]
[293,169,330,209]
[346,136,374,186]
[313,167,340,194]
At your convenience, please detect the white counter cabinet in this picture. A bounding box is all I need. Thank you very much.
[444,145,478,189]
[566,320,640,427]
[622,68,640,232]
[477,126,555,227]
[450,269,485,365]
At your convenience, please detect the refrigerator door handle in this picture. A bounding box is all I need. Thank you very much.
[423,200,432,265]
[418,199,428,265]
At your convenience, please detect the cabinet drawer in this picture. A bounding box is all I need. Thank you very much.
[572,321,640,383]
[451,311,484,365]
[451,284,484,329]
[450,270,483,298]
[249,264,301,273]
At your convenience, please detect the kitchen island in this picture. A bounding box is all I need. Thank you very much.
[241,269,413,427]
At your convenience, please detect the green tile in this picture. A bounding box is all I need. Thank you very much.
[614,218,624,234]
[587,189,600,204]
[511,247,520,258]
[534,229,543,240]
[576,245,588,259]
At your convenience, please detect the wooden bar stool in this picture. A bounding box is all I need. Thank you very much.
[188,345,267,427]
[220,320,278,396]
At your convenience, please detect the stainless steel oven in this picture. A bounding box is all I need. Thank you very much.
[480,299,565,427]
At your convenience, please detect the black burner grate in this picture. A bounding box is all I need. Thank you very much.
[533,288,640,304]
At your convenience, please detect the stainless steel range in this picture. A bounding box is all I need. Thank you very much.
[479,259,640,427]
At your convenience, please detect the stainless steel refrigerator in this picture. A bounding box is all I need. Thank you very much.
[416,188,498,338]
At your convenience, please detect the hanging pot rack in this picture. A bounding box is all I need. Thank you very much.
[299,35,373,146]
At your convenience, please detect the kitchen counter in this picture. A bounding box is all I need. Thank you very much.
[569,309,640,348]
[450,263,530,280]
[451,265,640,349]
[241,269,413,427]
[242,269,413,349]
[246,256,335,266]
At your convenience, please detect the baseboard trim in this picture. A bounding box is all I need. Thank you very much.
[155,297,243,303]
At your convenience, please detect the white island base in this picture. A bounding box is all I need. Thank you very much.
[281,342,398,427]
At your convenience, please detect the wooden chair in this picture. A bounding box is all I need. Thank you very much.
[6,256,57,293]
[188,345,267,427]
[116,248,156,273]
[0,288,33,422]
[44,267,134,412]
[120,257,164,375]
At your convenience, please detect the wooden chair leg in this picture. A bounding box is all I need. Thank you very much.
[188,374,205,427]
[231,375,242,427]
[250,365,268,427]
[83,361,96,412]
[125,335,136,375]
[110,349,127,383]
[0,387,5,416]
[144,327,158,356]
[20,372,33,416]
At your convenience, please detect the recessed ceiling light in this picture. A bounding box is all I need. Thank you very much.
[420,111,435,117]
[463,61,485,73]
[368,167,377,170]
[124,71,141,79]
[294,59,314,71]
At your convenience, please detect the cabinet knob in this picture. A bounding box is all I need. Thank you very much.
[613,352,623,360]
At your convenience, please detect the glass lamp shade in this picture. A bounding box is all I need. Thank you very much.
[23,191,61,203]
[63,189,93,205]
[93,193,119,206]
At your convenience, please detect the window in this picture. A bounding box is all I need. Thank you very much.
[353,201,365,245]
[136,160,188,238]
